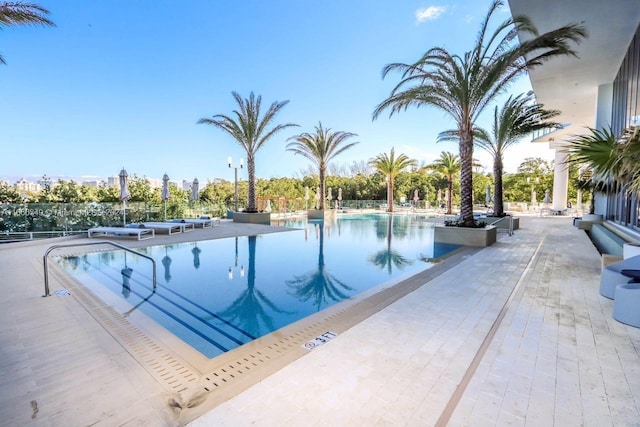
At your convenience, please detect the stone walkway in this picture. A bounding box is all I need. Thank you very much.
[190,217,640,426]
[0,217,638,426]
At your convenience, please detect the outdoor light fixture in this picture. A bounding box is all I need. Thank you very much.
[228,157,244,212]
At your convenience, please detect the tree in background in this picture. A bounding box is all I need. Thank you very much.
[0,1,54,64]
[425,152,460,214]
[373,0,586,226]
[198,92,297,213]
[0,182,21,203]
[369,148,416,212]
[286,122,359,210]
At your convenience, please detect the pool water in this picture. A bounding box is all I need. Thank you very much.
[59,214,460,358]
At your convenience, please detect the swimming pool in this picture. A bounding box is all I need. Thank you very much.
[58,213,460,358]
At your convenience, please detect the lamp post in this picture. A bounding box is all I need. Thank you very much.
[527,177,539,205]
[228,157,243,212]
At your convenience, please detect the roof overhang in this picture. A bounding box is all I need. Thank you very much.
[508,0,640,129]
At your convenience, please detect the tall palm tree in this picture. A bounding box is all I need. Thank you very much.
[198,92,297,213]
[369,148,416,212]
[286,122,358,210]
[372,0,587,226]
[0,1,54,64]
[425,151,460,214]
[439,93,560,217]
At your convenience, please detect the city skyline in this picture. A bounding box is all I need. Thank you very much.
[1,1,554,185]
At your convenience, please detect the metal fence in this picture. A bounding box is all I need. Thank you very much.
[0,201,227,235]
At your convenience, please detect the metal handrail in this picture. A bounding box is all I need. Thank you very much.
[43,240,157,297]
[489,216,514,236]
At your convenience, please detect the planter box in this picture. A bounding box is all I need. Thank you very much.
[483,216,519,230]
[307,209,337,220]
[434,224,497,247]
[232,212,271,225]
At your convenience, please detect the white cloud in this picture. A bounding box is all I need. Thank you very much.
[415,6,447,24]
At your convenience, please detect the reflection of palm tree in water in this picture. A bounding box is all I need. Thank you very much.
[369,215,412,274]
[219,235,290,337]
[287,221,353,311]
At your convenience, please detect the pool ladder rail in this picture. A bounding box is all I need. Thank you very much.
[43,241,157,297]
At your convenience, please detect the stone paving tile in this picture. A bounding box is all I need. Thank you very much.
[2,217,639,426]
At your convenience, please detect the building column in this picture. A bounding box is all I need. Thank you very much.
[551,146,569,211]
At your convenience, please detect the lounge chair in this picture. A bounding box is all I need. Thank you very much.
[88,227,155,241]
[599,255,640,299]
[170,217,219,228]
[133,222,194,234]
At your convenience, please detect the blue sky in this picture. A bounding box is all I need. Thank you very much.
[1,0,547,185]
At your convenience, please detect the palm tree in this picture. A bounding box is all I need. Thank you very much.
[439,93,560,217]
[198,92,297,213]
[425,151,460,214]
[565,126,626,214]
[286,122,358,210]
[372,0,587,226]
[0,1,55,64]
[369,148,416,212]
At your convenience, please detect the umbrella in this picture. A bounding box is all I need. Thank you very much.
[337,187,342,209]
[485,184,492,204]
[304,186,309,209]
[327,187,333,201]
[119,168,131,226]
[315,186,321,208]
[265,199,272,213]
[543,189,551,204]
[161,173,170,221]
[191,178,199,202]
[413,189,419,202]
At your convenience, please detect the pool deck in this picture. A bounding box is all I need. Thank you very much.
[1,216,639,426]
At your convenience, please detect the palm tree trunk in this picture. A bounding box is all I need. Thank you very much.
[459,128,474,225]
[319,166,326,210]
[447,177,453,215]
[388,179,394,212]
[247,154,257,212]
[493,155,504,217]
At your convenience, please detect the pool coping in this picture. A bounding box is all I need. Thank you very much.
[45,220,477,423]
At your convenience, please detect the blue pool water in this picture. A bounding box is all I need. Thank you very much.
[59,214,460,358]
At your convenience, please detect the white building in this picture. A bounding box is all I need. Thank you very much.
[510,0,640,231]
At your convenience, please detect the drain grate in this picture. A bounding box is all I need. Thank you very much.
[50,267,198,393]
[198,313,347,392]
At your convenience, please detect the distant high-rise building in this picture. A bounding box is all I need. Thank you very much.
[15,178,42,192]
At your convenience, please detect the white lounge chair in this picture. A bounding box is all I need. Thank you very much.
[88,227,155,241]
[599,254,640,299]
[170,217,219,228]
[136,222,194,234]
